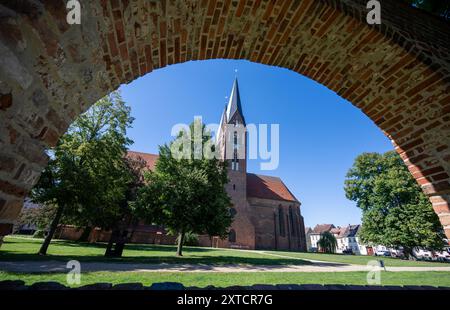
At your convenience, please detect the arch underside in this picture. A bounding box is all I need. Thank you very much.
[0,0,449,237]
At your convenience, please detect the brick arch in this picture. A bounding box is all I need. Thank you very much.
[0,0,449,239]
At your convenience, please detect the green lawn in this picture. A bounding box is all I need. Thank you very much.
[1,236,450,287]
[1,270,450,288]
[1,236,449,267]
[263,250,450,267]
[0,236,311,266]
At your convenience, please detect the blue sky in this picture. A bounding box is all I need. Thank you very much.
[119,59,393,228]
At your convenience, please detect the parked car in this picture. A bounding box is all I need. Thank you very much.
[390,249,405,258]
[342,248,353,255]
[375,250,391,257]
[433,251,450,262]
[413,248,433,260]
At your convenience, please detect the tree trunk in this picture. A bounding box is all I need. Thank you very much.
[78,226,92,242]
[105,229,119,257]
[38,204,64,255]
[114,235,126,257]
[176,231,185,256]
[404,247,416,260]
[105,229,128,257]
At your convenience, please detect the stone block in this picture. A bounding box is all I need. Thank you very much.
[149,282,185,290]
[30,281,68,290]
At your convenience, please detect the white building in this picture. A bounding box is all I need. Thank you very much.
[332,225,363,254]
[356,234,370,255]
[307,223,375,255]
[306,224,335,252]
[305,227,313,251]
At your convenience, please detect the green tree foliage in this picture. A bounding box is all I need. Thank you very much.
[15,203,57,233]
[134,119,233,256]
[317,231,338,253]
[344,151,445,258]
[407,0,450,19]
[30,91,134,255]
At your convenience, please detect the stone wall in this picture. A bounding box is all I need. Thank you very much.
[55,224,177,245]
[0,280,449,291]
[0,1,449,238]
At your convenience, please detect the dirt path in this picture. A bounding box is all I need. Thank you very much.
[1,259,450,273]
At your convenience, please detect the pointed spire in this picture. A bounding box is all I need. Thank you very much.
[216,105,227,143]
[226,78,245,124]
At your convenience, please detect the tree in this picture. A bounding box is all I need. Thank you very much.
[30,90,134,255]
[317,231,337,253]
[344,151,445,258]
[406,0,450,19]
[134,120,233,256]
[104,155,146,257]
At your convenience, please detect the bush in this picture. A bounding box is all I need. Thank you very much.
[32,230,46,238]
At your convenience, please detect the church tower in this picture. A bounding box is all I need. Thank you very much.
[217,78,247,174]
[216,78,255,249]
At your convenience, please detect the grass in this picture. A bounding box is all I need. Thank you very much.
[0,236,311,266]
[263,250,450,267]
[1,270,450,287]
[1,236,449,287]
[2,236,449,267]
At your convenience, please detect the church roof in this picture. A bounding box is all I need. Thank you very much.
[127,150,159,170]
[226,78,245,124]
[216,78,245,143]
[246,173,298,203]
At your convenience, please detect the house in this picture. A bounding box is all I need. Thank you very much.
[333,224,362,254]
[307,223,374,255]
[307,224,335,252]
[305,227,313,251]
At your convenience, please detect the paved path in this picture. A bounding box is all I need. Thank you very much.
[1,259,450,273]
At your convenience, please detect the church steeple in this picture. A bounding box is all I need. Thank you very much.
[226,78,245,125]
[216,78,247,172]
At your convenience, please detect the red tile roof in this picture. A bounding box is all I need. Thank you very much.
[330,227,342,235]
[127,151,159,170]
[246,173,298,202]
[128,151,298,203]
[312,224,335,234]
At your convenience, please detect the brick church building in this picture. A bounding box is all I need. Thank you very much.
[129,79,307,251]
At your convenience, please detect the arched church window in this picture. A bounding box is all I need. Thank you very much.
[228,229,236,242]
[289,206,296,236]
[232,150,239,171]
[278,206,285,237]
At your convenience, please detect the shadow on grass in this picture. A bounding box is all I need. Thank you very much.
[0,239,315,266]
[3,238,222,253]
[0,251,315,266]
